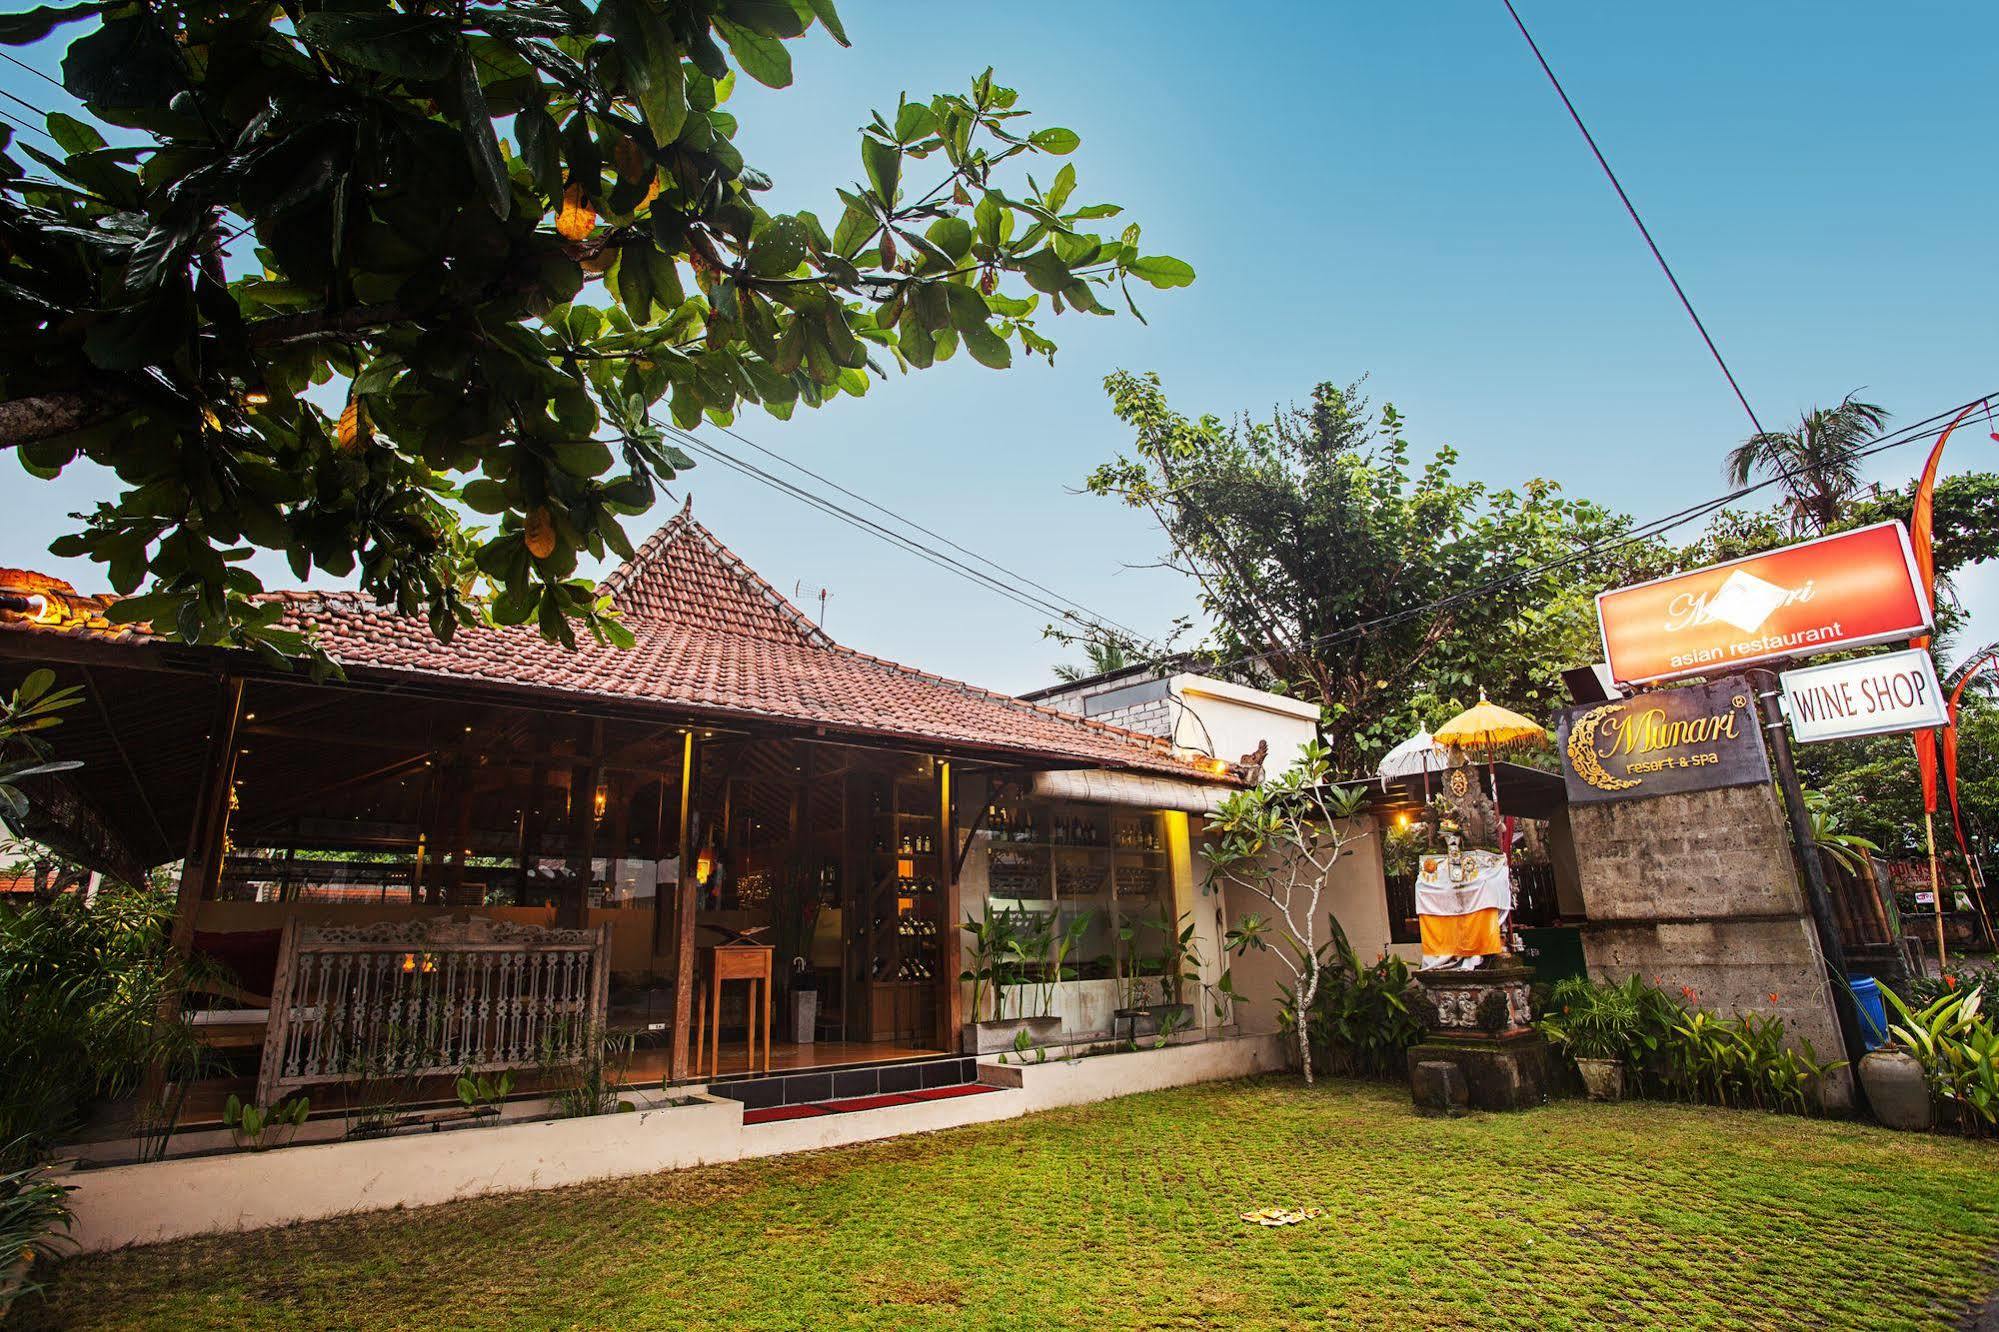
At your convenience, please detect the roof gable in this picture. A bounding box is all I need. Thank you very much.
[598,499,830,647]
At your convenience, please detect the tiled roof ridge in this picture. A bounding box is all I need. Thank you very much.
[598,500,832,648]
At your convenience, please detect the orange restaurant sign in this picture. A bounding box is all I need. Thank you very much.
[1597,520,1932,685]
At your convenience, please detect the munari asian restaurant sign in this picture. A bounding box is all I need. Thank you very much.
[1595,521,1932,686]
[1556,676,1771,805]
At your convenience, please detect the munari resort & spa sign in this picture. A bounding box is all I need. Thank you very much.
[1595,521,1932,686]
[1556,677,1771,805]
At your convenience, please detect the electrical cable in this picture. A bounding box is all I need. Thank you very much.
[1500,0,1769,441]
[658,422,1160,646]
[0,51,68,96]
[696,416,1162,650]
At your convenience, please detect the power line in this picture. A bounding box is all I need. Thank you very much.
[1187,390,1996,683]
[0,50,67,96]
[0,82,54,129]
[699,416,1161,648]
[1500,0,1768,442]
[0,105,57,147]
[657,420,1165,649]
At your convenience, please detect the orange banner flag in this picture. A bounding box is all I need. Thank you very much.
[1907,403,1980,814]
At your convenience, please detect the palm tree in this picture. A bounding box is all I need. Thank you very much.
[1052,637,1135,683]
[1725,394,1888,534]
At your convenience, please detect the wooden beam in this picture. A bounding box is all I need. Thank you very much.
[171,676,245,953]
[938,760,960,1052]
[668,733,698,1081]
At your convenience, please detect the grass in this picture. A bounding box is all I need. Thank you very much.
[11,1077,1999,1331]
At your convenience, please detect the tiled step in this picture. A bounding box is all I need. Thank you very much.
[742,1082,1000,1126]
[708,1055,978,1112]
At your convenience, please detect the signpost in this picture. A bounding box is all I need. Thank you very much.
[1596,521,1932,686]
[1779,649,1947,745]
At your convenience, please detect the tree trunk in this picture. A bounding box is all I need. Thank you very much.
[1295,961,1318,1086]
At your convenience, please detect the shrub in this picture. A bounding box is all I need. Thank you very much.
[1300,919,1425,1080]
[0,1151,72,1312]
[1537,976,1840,1115]
[0,888,213,1168]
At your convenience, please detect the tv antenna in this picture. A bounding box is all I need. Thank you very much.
[794,580,833,629]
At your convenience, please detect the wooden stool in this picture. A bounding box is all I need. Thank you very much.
[694,943,773,1079]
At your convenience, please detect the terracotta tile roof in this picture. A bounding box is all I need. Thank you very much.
[1,510,1232,784]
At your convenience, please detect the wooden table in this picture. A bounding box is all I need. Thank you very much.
[694,943,773,1079]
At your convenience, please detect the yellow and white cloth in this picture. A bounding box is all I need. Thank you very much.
[1415,850,1512,966]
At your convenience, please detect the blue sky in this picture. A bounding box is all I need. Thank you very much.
[3,2,1994,694]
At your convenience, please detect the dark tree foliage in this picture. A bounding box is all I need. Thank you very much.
[0,1,1191,662]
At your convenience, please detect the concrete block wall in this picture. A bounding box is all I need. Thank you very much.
[1567,782,1853,1109]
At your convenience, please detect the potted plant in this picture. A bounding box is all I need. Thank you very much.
[1146,911,1203,1038]
[959,911,1061,1054]
[1537,977,1641,1101]
[1113,914,1163,1040]
[1864,981,1957,1132]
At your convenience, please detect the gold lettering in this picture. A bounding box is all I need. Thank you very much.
[1599,704,1740,760]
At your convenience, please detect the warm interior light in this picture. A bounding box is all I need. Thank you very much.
[242,387,270,406]
[592,783,609,820]
[695,846,716,885]
[1396,813,1412,829]
[400,953,417,973]
[25,594,56,624]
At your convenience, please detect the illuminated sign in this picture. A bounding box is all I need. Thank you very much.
[1555,677,1770,804]
[1596,521,1932,685]
[1779,649,1946,744]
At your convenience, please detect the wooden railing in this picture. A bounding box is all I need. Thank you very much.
[255,915,611,1106]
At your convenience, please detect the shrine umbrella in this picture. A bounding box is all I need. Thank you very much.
[1434,692,1548,815]
[1377,726,1449,808]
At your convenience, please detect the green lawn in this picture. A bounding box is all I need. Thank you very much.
[13,1077,1999,1330]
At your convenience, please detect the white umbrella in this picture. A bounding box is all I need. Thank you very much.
[1377,727,1449,783]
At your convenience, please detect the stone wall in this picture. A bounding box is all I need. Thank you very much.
[1568,782,1853,1109]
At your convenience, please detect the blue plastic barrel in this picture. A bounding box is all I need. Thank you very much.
[1848,975,1889,1050]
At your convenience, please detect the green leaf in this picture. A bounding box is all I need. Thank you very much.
[44,112,103,154]
[1044,162,1076,214]
[461,479,510,514]
[862,136,900,206]
[456,55,510,219]
[0,2,102,46]
[1126,253,1196,289]
[713,18,792,89]
[515,103,563,198]
[748,215,808,277]
[924,217,972,263]
[1029,127,1080,155]
[17,668,54,704]
[1017,247,1071,295]
[802,0,849,45]
[294,12,457,81]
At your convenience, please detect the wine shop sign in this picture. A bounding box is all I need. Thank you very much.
[1556,677,1771,805]
[1779,649,1946,744]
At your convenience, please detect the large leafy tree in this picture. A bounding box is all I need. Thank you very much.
[1083,371,1639,770]
[0,1,1191,660]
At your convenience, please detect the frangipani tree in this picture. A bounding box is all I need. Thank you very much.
[1202,740,1369,1085]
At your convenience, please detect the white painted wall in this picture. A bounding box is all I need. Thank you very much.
[1167,674,1320,775]
[1195,813,1394,1037]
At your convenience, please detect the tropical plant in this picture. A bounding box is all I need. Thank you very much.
[1724,394,1888,534]
[0,1150,72,1313]
[1034,910,1091,1019]
[1147,910,1204,1010]
[0,0,1191,656]
[541,1022,636,1118]
[1879,982,1999,1134]
[1801,788,1883,877]
[221,1093,310,1151]
[1204,741,1371,1084]
[1050,635,1134,684]
[1539,975,1646,1063]
[454,1069,516,1119]
[0,887,214,1168]
[1301,918,1423,1080]
[958,911,1014,1025]
[0,670,83,836]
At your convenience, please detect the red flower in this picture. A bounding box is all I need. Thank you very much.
[1767,993,1780,1004]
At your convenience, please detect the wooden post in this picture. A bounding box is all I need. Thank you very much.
[171,676,245,953]
[937,760,959,1052]
[668,732,698,1081]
